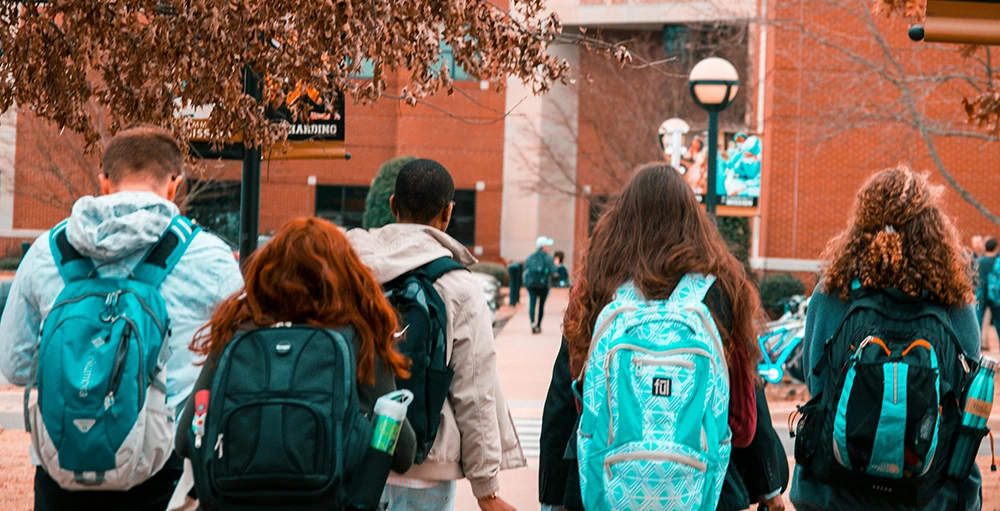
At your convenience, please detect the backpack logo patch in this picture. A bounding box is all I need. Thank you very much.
[652,377,672,397]
[73,419,96,433]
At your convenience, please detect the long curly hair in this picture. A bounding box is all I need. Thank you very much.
[191,217,410,384]
[822,166,974,307]
[564,163,763,384]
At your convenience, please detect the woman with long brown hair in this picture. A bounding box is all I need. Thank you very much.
[790,166,982,511]
[175,217,416,504]
[557,163,770,511]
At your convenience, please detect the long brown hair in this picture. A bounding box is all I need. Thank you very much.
[822,166,974,307]
[564,163,762,383]
[191,217,409,384]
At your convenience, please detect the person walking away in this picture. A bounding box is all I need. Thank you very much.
[0,125,243,511]
[524,236,558,334]
[978,237,999,348]
[176,217,416,510]
[552,251,570,288]
[347,159,525,511]
[563,163,762,511]
[790,166,983,511]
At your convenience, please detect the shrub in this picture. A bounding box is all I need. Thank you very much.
[718,216,752,278]
[362,155,417,229]
[758,272,806,319]
[470,262,508,286]
[0,256,22,271]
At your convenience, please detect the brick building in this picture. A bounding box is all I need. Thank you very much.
[1,0,998,285]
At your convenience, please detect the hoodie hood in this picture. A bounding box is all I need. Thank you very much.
[66,191,179,262]
[346,223,477,284]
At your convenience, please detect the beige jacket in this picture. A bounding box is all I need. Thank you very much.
[347,224,526,498]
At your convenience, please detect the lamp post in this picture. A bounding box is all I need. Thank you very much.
[689,57,739,217]
[658,118,690,169]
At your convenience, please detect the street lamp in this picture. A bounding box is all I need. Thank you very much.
[689,57,739,216]
[658,118,690,170]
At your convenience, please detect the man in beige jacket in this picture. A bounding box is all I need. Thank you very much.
[347,159,526,511]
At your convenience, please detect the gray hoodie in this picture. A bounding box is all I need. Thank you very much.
[347,223,526,499]
[0,192,244,417]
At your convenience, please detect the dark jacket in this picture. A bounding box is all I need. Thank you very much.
[718,385,790,511]
[176,327,417,475]
[789,284,983,511]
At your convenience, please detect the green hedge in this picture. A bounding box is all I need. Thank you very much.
[758,272,806,319]
[470,262,508,286]
[718,216,752,278]
[0,256,21,271]
[362,156,417,229]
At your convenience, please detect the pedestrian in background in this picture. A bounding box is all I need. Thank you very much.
[978,237,999,349]
[524,236,558,334]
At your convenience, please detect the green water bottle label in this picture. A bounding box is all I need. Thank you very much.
[372,415,402,454]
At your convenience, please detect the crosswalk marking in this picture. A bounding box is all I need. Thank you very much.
[514,417,543,458]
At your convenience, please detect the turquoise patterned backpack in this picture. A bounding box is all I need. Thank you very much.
[578,274,731,511]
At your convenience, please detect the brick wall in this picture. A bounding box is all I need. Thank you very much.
[8,74,508,262]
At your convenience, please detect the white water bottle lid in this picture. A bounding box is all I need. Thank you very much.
[374,389,414,421]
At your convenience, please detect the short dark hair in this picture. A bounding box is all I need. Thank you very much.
[394,159,455,223]
[102,125,182,185]
[987,237,998,253]
[554,250,565,263]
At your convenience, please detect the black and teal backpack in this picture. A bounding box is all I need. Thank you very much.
[383,257,466,464]
[793,287,972,507]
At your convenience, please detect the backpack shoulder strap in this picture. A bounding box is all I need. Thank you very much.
[48,219,96,284]
[132,216,201,288]
[417,256,467,283]
[668,273,716,306]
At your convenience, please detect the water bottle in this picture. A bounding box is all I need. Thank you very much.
[948,356,996,479]
[370,390,414,454]
[347,390,413,510]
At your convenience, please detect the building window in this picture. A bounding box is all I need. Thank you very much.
[438,42,475,81]
[446,189,476,246]
[315,185,369,229]
[186,180,241,248]
[662,25,692,58]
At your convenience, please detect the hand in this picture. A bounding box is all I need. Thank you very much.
[478,496,517,511]
[759,494,786,511]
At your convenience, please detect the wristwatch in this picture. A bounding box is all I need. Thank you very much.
[478,493,498,501]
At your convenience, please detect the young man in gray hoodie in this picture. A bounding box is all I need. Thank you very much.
[347,159,525,511]
[0,126,244,511]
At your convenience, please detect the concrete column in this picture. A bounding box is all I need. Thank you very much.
[501,44,580,271]
[0,108,16,231]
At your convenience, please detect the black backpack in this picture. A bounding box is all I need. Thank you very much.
[191,326,373,510]
[523,251,551,289]
[383,257,466,464]
[792,288,971,507]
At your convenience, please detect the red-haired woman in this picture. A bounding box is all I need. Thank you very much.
[176,217,416,496]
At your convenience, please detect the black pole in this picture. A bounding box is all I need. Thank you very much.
[705,109,719,218]
[240,68,262,260]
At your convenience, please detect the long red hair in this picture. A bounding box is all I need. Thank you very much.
[191,217,409,384]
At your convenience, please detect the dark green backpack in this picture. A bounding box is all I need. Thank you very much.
[384,257,466,463]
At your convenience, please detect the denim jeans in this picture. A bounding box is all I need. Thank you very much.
[381,481,457,511]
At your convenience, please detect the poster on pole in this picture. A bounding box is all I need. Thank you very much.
[662,125,761,216]
[177,85,346,160]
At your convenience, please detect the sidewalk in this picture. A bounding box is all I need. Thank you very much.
[454,287,568,510]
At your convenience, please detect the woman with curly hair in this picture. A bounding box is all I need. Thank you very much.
[790,166,982,511]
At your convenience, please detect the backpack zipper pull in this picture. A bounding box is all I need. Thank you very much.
[214,433,224,459]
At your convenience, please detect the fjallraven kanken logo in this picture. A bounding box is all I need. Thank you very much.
[25,216,197,490]
[577,274,731,511]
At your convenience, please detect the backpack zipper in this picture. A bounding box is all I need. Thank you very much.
[893,363,898,404]
[105,322,132,409]
[604,450,707,478]
[214,433,224,459]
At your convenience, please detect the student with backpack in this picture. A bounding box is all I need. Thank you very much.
[562,163,762,511]
[175,217,416,510]
[347,159,525,511]
[525,236,558,334]
[789,166,984,511]
[0,126,244,511]
[977,237,998,338]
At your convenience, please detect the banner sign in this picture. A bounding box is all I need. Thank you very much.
[663,126,762,214]
[178,86,346,160]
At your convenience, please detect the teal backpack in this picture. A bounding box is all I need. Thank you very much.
[24,216,198,490]
[578,274,731,511]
